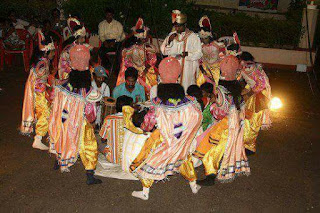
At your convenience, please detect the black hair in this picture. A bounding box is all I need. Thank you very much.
[187,85,202,98]
[187,85,204,110]
[132,109,148,128]
[240,51,255,62]
[105,7,115,14]
[69,69,91,90]
[116,95,133,112]
[227,43,240,51]
[219,80,242,110]
[123,36,140,48]
[125,67,138,80]
[157,83,185,103]
[200,82,214,94]
[52,8,61,16]
[42,19,51,28]
[8,9,16,16]
[30,38,53,67]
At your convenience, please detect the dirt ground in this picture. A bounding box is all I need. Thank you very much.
[0,60,319,212]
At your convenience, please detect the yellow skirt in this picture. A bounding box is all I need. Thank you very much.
[131,130,198,188]
[79,120,98,170]
[194,118,229,176]
[35,91,50,136]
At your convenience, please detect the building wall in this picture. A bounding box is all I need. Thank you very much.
[194,0,291,12]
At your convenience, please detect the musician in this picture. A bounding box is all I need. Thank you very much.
[98,7,125,69]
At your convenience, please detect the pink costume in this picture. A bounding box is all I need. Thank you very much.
[20,58,51,136]
[49,44,101,172]
[131,96,202,180]
[116,43,158,95]
[242,62,272,152]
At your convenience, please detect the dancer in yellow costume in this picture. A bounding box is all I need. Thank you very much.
[239,52,272,154]
[196,16,224,88]
[49,44,103,185]
[194,80,250,185]
[20,30,55,150]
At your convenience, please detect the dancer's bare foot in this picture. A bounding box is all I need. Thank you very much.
[32,135,49,150]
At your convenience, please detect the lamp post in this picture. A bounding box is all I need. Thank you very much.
[299,1,319,49]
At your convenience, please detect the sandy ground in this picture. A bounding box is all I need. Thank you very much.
[0,60,319,212]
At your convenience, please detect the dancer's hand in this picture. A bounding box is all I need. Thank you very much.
[168,33,177,43]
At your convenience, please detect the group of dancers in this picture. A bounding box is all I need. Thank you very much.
[20,10,272,200]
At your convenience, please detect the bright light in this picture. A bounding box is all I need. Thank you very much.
[270,97,283,111]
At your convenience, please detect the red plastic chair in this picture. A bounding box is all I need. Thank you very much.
[1,29,33,72]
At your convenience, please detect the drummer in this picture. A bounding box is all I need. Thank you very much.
[92,65,111,129]
[112,67,146,103]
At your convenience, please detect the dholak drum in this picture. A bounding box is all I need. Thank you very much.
[103,97,116,121]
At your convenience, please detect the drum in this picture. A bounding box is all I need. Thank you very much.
[103,97,116,120]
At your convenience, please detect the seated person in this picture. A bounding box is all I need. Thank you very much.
[99,95,134,164]
[8,10,29,30]
[91,65,110,128]
[113,67,146,103]
[98,7,125,70]
[187,85,204,110]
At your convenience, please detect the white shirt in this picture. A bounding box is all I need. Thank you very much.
[13,19,29,29]
[161,30,202,90]
[98,19,125,42]
[91,81,110,97]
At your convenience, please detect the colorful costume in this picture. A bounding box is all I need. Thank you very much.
[58,17,90,83]
[130,96,202,185]
[196,16,224,87]
[49,44,102,175]
[99,106,144,165]
[20,30,55,150]
[58,42,91,83]
[116,18,158,95]
[21,58,51,136]
[194,85,250,182]
[242,62,272,152]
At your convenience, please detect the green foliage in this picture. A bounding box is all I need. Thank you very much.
[0,0,56,20]
[0,0,308,49]
[62,0,196,37]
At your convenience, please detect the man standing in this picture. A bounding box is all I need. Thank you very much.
[161,10,202,90]
[98,7,125,70]
[113,67,146,103]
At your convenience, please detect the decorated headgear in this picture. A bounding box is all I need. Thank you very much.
[198,16,212,39]
[70,44,90,71]
[220,55,240,81]
[158,57,181,83]
[172,10,187,25]
[67,17,86,38]
[38,29,55,52]
[132,18,149,39]
[230,32,242,55]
